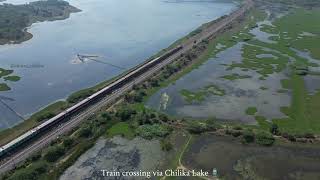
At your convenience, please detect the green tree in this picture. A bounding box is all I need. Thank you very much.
[62,137,74,148]
[133,91,145,102]
[150,79,160,87]
[101,112,111,120]
[78,127,92,138]
[44,146,65,162]
[7,161,48,180]
[242,130,254,143]
[116,107,135,121]
[256,131,275,146]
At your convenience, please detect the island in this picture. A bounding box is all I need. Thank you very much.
[0,68,20,91]
[0,0,80,45]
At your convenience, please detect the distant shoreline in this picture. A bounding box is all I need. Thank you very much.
[0,0,81,45]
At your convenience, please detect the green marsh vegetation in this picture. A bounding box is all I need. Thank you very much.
[245,107,257,115]
[226,44,290,78]
[3,75,20,82]
[180,84,225,103]
[0,83,10,91]
[144,5,320,137]
[252,8,320,134]
[0,68,20,91]
[147,9,267,98]
[220,73,251,81]
[0,68,13,78]
[207,6,320,135]
[106,122,135,139]
[150,4,320,139]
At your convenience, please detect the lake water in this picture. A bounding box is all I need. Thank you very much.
[0,0,237,129]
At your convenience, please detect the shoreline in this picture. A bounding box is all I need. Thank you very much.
[0,0,81,45]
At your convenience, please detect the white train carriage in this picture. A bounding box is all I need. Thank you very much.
[0,112,66,157]
[36,112,66,131]
[0,128,37,157]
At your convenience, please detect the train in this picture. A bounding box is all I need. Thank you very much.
[0,45,183,159]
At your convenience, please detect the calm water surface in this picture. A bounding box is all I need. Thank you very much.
[0,0,237,129]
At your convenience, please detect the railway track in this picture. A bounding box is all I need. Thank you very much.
[0,0,253,174]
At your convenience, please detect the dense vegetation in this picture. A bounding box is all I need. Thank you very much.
[0,0,79,44]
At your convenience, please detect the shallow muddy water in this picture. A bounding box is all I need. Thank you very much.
[147,41,291,123]
[182,134,320,180]
[60,136,165,180]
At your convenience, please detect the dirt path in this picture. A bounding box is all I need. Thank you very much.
[161,134,218,180]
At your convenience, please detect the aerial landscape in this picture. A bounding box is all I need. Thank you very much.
[0,0,320,179]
